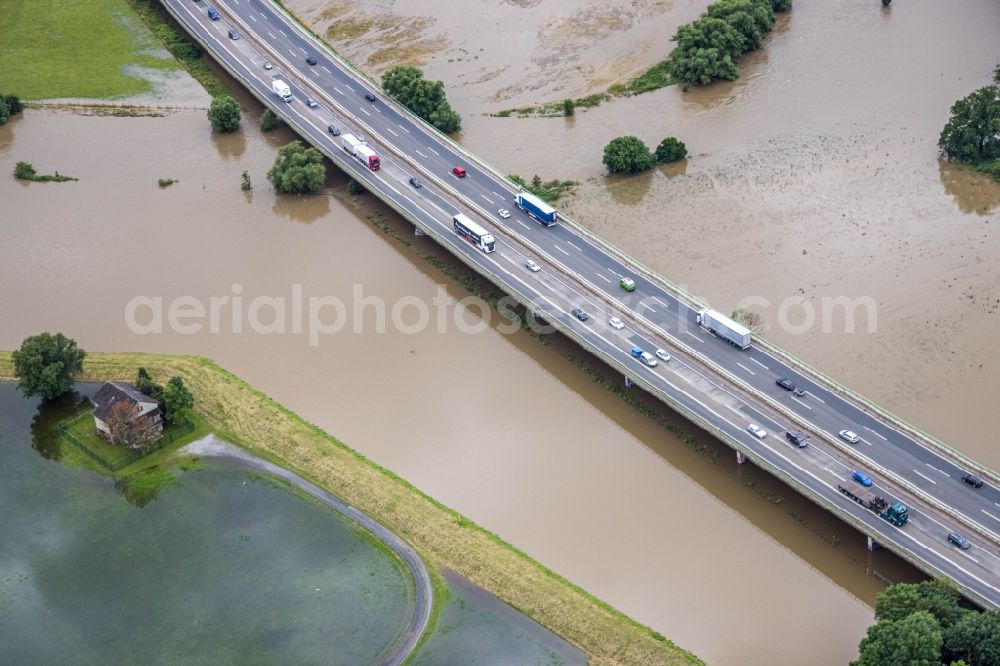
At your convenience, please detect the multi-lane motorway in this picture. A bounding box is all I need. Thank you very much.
[164,0,1000,607]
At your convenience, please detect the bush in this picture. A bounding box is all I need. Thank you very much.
[382,65,462,134]
[655,137,688,163]
[563,98,575,116]
[0,93,23,126]
[207,94,241,133]
[158,178,177,187]
[260,108,281,132]
[241,170,252,191]
[170,41,201,60]
[14,161,36,180]
[602,136,655,174]
[267,141,326,194]
[347,179,365,195]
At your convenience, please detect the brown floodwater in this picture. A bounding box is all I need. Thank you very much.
[300,0,1000,468]
[0,105,891,664]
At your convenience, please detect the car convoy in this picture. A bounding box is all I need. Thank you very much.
[204,1,993,569]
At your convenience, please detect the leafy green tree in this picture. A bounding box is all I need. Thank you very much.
[916,579,963,628]
[939,85,1000,163]
[706,0,775,52]
[563,98,575,116]
[135,368,162,401]
[875,583,924,623]
[667,19,744,85]
[853,611,942,666]
[602,136,655,173]
[260,108,282,132]
[12,332,86,400]
[381,65,462,133]
[656,137,688,163]
[207,94,241,133]
[14,161,35,180]
[771,0,792,11]
[267,141,326,194]
[241,169,252,191]
[162,376,194,424]
[942,610,1000,665]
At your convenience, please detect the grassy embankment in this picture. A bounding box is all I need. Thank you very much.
[0,0,225,101]
[0,351,701,666]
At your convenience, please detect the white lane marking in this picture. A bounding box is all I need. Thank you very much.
[288,49,296,57]
[597,274,612,283]
[791,396,812,410]
[642,303,656,313]
[415,150,427,158]
[912,469,937,485]
[334,87,343,95]
[725,404,743,416]
[736,362,756,376]
[982,509,1000,523]
[566,241,583,251]
[856,436,872,446]
[554,245,570,256]
[375,106,382,113]
[750,357,769,370]
[807,391,826,404]
[926,463,948,476]
[427,146,440,156]
[360,108,371,116]
[386,127,398,137]
[481,194,494,204]
[607,267,623,277]
[685,331,704,342]
[345,83,355,92]
[864,426,888,441]
[678,373,694,385]
[278,29,287,37]
[493,191,504,198]
[652,296,669,308]
[309,69,318,77]
[250,14,256,22]
[322,65,331,73]
[398,124,410,133]
[995,502,1000,508]
[516,220,530,229]
[268,31,276,39]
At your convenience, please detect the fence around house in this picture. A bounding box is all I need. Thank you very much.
[57,412,194,472]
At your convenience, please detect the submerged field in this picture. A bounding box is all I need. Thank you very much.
[0,383,414,664]
[0,0,179,99]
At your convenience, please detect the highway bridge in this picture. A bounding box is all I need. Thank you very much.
[163,0,1000,608]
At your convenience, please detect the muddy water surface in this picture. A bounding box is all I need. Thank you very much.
[304,0,1000,466]
[0,107,889,663]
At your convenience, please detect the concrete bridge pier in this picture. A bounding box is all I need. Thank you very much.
[736,451,748,465]
[624,377,636,388]
[867,535,882,552]
[414,226,427,237]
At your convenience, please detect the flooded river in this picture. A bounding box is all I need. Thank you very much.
[7,0,1000,661]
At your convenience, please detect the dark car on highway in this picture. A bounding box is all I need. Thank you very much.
[785,430,808,448]
[327,124,340,136]
[306,56,317,65]
[962,473,984,488]
[571,308,589,322]
[948,531,971,550]
[364,93,377,102]
[776,378,795,391]
[409,177,422,188]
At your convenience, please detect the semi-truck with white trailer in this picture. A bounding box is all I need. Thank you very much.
[341,134,381,171]
[514,191,557,226]
[271,79,292,103]
[696,309,751,349]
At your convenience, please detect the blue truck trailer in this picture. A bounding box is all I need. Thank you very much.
[514,191,558,226]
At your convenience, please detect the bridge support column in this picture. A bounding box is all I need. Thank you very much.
[414,226,426,237]
[736,451,748,465]
[867,535,881,552]
[624,376,636,388]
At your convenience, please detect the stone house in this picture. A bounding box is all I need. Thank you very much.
[91,381,163,439]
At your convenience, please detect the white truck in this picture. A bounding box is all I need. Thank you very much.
[696,308,751,349]
[341,133,381,171]
[271,80,292,103]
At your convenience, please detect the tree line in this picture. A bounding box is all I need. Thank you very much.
[666,0,791,87]
[939,64,1000,183]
